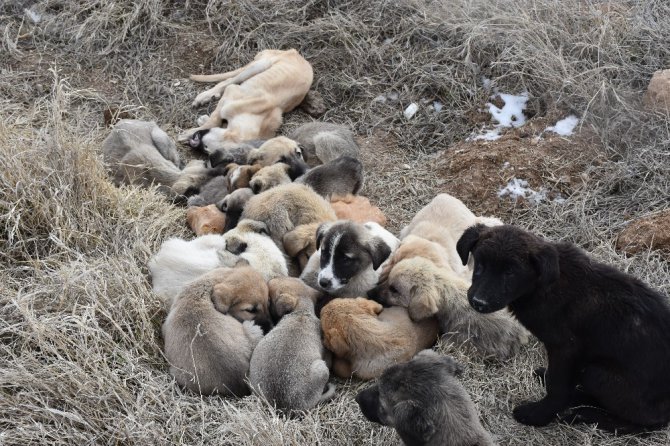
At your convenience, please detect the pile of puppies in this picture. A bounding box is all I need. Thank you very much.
[102,49,670,443]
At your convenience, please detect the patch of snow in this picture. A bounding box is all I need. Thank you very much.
[471,128,502,141]
[386,92,399,102]
[433,101,443,113]
[502,161,510,169]
[498,178,562,205]
[373,95,387,103]
[545,115,579,136]
[488,93,528,128]
[404,103,419,119]
[482,77,492,91]
[25,8,41,23]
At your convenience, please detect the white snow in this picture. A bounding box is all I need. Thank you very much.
[404,103,419,119]
[433,101,443,113]
[498,178,564,205]
[469,92,529,141]
[482,77,493,91]
[372,95,387,103]
[545,115,579,136]
[472,128,502,141]
[25,8,41,23]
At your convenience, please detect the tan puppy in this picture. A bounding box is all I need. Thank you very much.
[375,257,528,360]
[289,122,360,167]
[320,297,439,380]
[240,183,337,247]
[249,162,292,194]
[266,277,324,320]
[247,136,305,167]
[225,163,262,191]
[186,204,226,236]
[162,267,270,396]
[181,49,313,149]
[249,284,335,412]
[330,194,387,227]
[377,234,451,285]
[282,223,320,273]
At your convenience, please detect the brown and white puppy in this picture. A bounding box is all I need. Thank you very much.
[102,119,221,199]
[300,221,399,297]
[218,187,254,232]
[297,156,363,198]
[289,122,359,167]
[356,350,495,446]
[330,194,387,227]
[186,204,226,236]
[240,183,337,247]
[181,49,313,149]
[246,136,306,167]
[320,298,438,380]
[249,283,335,412]
[225,163,262,191]
[162,267,270,396]
[373,256,528,360]
[283,223,320,273]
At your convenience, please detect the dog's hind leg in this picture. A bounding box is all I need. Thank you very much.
[192,59,274,107]
[558,406,662,435]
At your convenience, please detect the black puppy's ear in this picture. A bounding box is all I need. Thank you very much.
[366,238,392,271]
[278,155,309,181]
[456,224,484,266]
[315,222,331,249]
[394,400,436,445]
[209,149,233,168]
[530,243,560,288]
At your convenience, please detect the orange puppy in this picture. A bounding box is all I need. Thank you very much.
[186,204,226,235]
[330,194,387,227]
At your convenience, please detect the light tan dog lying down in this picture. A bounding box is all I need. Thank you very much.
[186,204,226,235]
[329,194,387,227]
[320,298,439,380]
[181,49,313,149]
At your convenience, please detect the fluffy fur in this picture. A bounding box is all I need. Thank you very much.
[249,286,335,412]
[320,298,438,380]
[249,162,292,194]
[225,163,262,191]
[297,156,364,198]
[457,224,670,433]
[264,276,325,321]
[102,119,220,198]
[186,204,226,236]
[300,221,399,297]
[356,350,495,446]
[218,187,254,232]
[329,194,387,226]
[288,122,360,167]
[162,267,269,396]
[209,140,263,167]
[282,223,320,273]
[372,256,528,360]
[247,136,306,167]
[240,183,336,247]
[180,49,313,148]
[186,175,228,207]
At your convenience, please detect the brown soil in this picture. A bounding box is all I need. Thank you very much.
[617,209,670,258]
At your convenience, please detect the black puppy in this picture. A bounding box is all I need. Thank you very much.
[457,224,670,434]
[356,350,494,446]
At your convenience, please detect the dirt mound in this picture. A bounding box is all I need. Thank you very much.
[617,210,670,258]
[435,115,605,217]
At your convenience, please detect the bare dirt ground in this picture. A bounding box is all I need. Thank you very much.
[2,0,670,445]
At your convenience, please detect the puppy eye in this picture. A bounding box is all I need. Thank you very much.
[474,263,484,276]
[245,307,258,314]
[389,285,398,294]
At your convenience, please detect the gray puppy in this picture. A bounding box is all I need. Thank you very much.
[187,175,228,207]
[356,350,495,446]
[289,122,359,167]
[209,140,265,167]
[297,156,363,198]
[249,279,335,412]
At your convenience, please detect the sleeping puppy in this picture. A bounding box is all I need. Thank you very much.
[264,276,325,321]
[376,235,452,285]
[218,187,254,232]
[248,157,307,194]
[247,136,306,167]
[330,194,387,227]
[283,223,320,273]
[186,204,226,235]
[186,175,228,208]
[249,281,335,412]
[162,267,270,396]
[373,256,527,360]
[300,221,399,297]
[356,350,495,446]
[296,156,364,198]
[289,122,360,167]
[217,219,289,281]
[225,163,262,191]
[240,183,337,247]
[320,298,438,380]
[457,224,670,433]
[209,140,263,167]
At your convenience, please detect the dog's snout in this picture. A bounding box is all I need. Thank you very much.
[257,317,274,334]
[251,183,261,194]
[319,277,332,289]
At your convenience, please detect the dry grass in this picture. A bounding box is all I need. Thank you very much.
[1,0,670,444]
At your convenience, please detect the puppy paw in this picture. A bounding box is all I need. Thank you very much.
[513,401,558,426]
[177,129,196,143]
[192,90,220,107]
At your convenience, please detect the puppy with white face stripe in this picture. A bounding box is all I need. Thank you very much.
[303,221,400,297]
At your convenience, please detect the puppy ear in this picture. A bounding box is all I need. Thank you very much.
[296,143,308,162]
[278,155,308,180]
[249,164,263,175]
[366,238,392,270]
[239,219,269,235]
[530,243,560,288]
[324,328,349,356]
[361,298,383,315]
[393,400,436,445]
[315,222,331,249]
[271,292,299,319]
[223,163,238,176]
[211,283,234,314]
[456,224,484,266]
[209,150,233,168]
[283,229,310,257]
[408,282,439,321]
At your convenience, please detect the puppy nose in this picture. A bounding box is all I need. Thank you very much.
[319,277,332,289]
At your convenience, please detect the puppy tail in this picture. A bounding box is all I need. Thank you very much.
[319,383,336,403]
